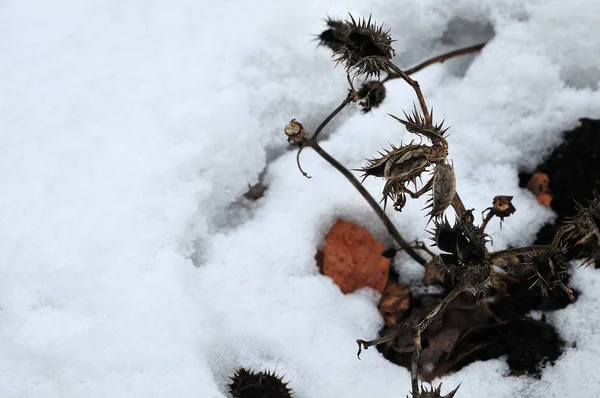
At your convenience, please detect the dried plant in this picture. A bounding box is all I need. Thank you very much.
[285,13,595,397]
[228,367,293,398]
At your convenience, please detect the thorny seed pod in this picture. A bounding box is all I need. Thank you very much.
[359,108,452,212]
[523,246,573,301]
[357,80,386,113]
[359,143,430,211]
[333,14,395,79]
[424,162,456,224]
[409,383,460,398]
[360,144,426,178]
[316,17,350,52]
[229,367,293,398]
[557,193,600,266]
[389,106,449,147]
[430,214,492,295]
[430,217,457,254]
[284,119,306,144]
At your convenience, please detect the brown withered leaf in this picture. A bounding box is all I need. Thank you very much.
[321,219,390,294]
[527,172,552,208]
[378,281,410,326]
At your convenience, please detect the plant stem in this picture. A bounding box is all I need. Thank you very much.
[312,93,354,141]
[410,285,465,395]
[384,42,487,83]
[480,210,495,231]
[385,60,431,125]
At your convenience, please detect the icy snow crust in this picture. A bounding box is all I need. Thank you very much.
[1,0,600,397]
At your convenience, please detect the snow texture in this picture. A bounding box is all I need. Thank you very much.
[1,0,599,397]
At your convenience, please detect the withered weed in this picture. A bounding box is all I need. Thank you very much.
[285,14,595,398]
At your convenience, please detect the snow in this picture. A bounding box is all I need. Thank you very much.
[1,0,599,397]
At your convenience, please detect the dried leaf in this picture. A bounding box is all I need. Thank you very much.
[527,172,552,207]
[378,281,410,326]
[321,220,390,294]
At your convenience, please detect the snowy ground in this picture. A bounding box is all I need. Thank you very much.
[1,0,600,397]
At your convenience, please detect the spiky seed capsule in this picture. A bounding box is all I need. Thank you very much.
[409,383,460,398]
[316,18,350,52]
[359,144,431,211]
[425,162,456,224]
[228,367,293,398]
[284,119,305,144]
[430,218,457,254]
[558,193,600,266]
[357,81,386,112]
[333,14,394,79]
[523,246,573,300]
[389,105,449,147]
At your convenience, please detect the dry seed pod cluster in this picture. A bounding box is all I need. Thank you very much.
[360,107,454,219]
[293,13,598,398]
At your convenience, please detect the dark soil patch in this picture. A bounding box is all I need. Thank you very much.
[519,118,600,264]
[376,274,568,380]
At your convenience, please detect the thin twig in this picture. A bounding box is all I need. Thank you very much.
[480,210,495,231]
[312,93,354,141]
[296,145,311,178]
[384,42,487,83]
[296,94,353,179]
[356,323,408,359]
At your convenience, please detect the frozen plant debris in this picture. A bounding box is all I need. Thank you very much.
[289,12,588,398]
[228,367,293,398]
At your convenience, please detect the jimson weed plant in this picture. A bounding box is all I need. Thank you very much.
[285,14,600,398]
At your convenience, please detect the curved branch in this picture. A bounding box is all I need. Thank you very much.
[384,42,487,82]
